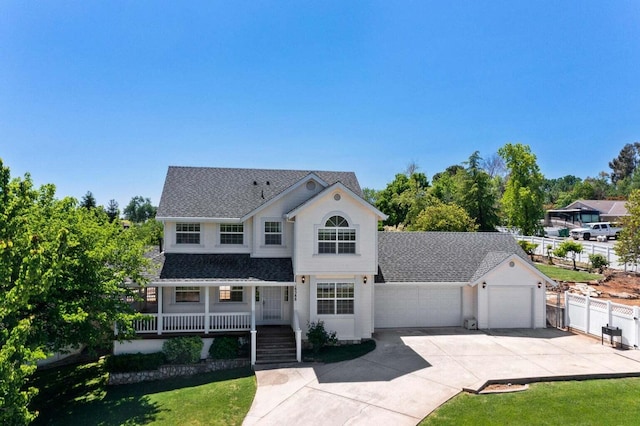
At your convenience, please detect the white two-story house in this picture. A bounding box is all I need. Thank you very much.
[115,166,552,365]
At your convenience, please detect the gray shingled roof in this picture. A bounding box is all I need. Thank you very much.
[157,166,362,218]
[149,253,293,283]
[376,232,532,283]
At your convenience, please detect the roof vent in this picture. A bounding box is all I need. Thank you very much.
[266,181,270,185]
[253,181,258,186]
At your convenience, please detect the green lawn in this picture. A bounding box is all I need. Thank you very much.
[536,264,603,282]
[30,360,256,425]
[421,378,640,426]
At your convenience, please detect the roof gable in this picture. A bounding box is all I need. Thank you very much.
[285,182,387,220]
[157,166,362,219]
[375,231,534,283]
[564,199,628,216]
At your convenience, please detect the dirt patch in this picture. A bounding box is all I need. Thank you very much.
[549,270,640,306]
[596,271,640,306]
[481,383,528,394]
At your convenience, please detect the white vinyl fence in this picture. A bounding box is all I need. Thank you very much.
[565,292,640,349]
[515,235,631,271]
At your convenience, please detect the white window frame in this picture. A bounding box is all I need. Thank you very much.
[316,282,354,315]
[175,286,201,303]
[176,223,201,245]
[220,224,244,245]
[219,286,244,302]
[316,215,357,254]
[263,220,283,246]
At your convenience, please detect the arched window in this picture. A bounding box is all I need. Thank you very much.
[318,215,356,254]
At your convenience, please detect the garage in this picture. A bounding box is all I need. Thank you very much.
[375,284,462,328]
[488,286,533,328]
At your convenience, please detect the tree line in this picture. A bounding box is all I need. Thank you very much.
[366,142,640,236]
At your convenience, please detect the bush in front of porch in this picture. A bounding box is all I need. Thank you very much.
[163,336,203,364]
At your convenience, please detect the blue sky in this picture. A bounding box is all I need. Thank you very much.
[2,1,639,208]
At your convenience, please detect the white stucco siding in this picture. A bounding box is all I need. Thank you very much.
[293,189,380,275]
[374,284,465,328]
[476,258,546,329]
[163,220,253,254]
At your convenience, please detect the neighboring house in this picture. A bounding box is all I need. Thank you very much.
[545,199,629,227]
[114,166,553,365]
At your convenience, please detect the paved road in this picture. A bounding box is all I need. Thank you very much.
[244,328,640,426]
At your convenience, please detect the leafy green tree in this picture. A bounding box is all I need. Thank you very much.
[361,188,378,206]
[609,142,640,185]
[123,196,157,223]
[459,152,500,231]
[615,189,640,269]
[106,199,120,222]
[517,240,538,261]
[410,201,478,232]
[376,172,429,227]
[554,240,584,270]
[80,191,97,209]
[0,159,149,423]
[131,219,164,246]
[498,143,545,235]
[430,167,463,204]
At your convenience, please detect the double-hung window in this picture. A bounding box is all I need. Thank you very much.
[220,224,244,245]
[219,286,243,302]
[176,223,200,244]
[264,221,282,245]
[317,282,354,315]
[318,215,356,254]
[175,286,200,303]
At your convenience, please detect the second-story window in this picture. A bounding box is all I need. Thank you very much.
[318,215,356,254]
[176,223,200,244]
[264,221,282,245]
[220,224,244,245]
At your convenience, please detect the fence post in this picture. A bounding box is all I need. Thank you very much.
[585,295,591,335]
[635,307,640,349]
[564,291,569,330]
[607,300,612,326]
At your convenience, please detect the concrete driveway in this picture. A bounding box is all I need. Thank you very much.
[244,328,640,425]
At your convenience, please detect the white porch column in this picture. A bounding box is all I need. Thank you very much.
[157,286,163,335]
[251,286,257,366]
[204,286,210,334]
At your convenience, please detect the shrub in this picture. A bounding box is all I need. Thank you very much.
[306,321,337,354]
[518,240,538,261]
[209,337,239,359]
[104,352,165,373]
[163,336,203,364]
[589,253,609,273]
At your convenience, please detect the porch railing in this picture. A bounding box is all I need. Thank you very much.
[132,312,251,334]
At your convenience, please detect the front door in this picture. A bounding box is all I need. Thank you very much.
[261,287,282,322]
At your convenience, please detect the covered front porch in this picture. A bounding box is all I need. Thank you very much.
[118,252,302,365]
[125,283,302,365]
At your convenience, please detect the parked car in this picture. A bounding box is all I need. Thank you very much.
[570,222,622,241]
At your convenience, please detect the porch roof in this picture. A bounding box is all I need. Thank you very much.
[147,251,294,284]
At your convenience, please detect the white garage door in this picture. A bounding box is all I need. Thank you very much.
[375,285,462,328]
[488,286,532,328]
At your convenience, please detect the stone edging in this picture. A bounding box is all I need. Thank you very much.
[108,358,249,385]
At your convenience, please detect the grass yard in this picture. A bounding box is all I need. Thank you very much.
[30,360,256,425]
[536,264,603,282]
[421,377,640,426]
